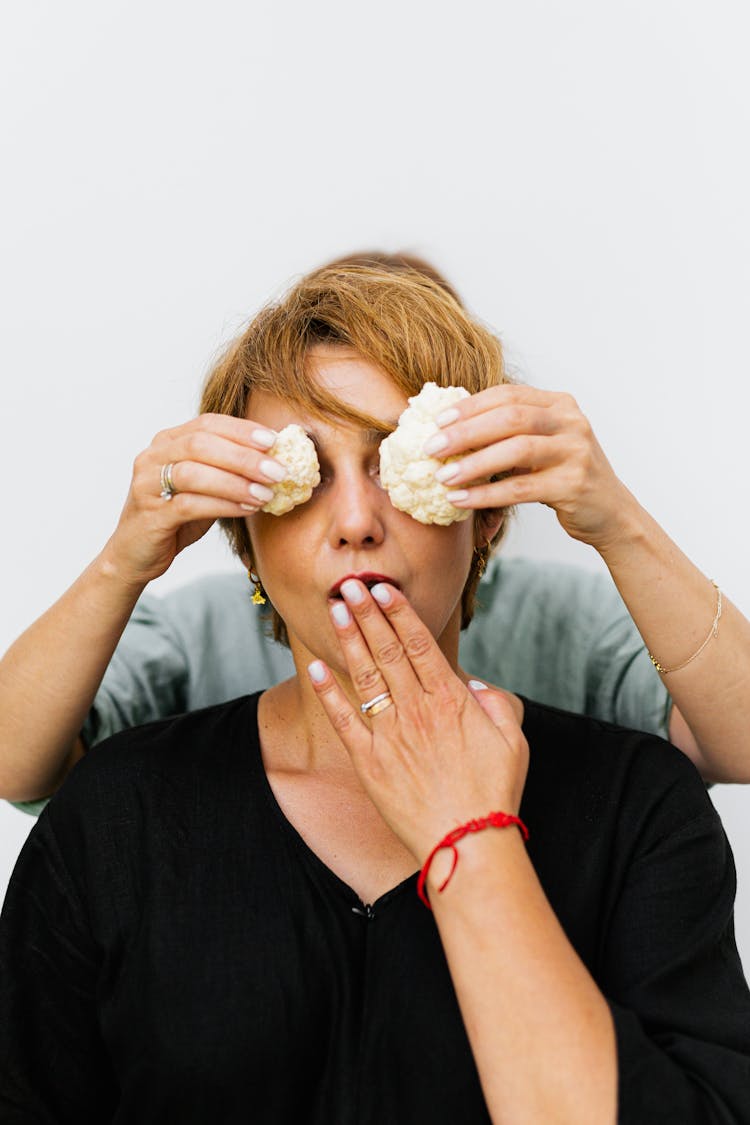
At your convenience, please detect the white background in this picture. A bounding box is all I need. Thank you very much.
[1,0,749,968]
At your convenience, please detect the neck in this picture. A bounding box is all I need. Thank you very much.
[264,616,467,775]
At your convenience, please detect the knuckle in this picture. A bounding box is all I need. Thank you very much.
[354,600,378,624]
[184,431,208,459]
[374,640,404,667]
[330,705,355,735]
[505,405,526,431]
[132,450,149,477]
[168,492,191,516]
[241,452,263,477]
[574,464,589,492]
[514,435,535,464]
[404,630,432,661]
[353,665,382,694]
[508,475,531,502]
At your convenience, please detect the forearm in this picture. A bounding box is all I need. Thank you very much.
[598,491,750,782]
[0,543,146,801]
[430,830,617,1125]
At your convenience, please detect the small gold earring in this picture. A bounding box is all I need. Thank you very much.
[247,568,267,606]
[474,542,491,579]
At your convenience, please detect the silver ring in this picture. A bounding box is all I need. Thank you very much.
[360,691,393,717]
[160,462,177,501]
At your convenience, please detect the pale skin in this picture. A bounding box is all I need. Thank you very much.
[424,384,750,783]
[1,354,749,803]
[244,350,617,1124]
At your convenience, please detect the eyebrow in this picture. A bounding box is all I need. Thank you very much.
[305,420,398,449]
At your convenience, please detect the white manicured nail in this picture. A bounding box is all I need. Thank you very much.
[468,679,488,691]
[308,660,326,683]
[249,482,274,502]
[371,583,391,605]
[436,408,460,427]
[340,579,365,604]
[423,433,449,456]
[331,601,352,627]
[446,489,469,503]
[260,459,288,482]
[434,462,460,483]
[251,428,277,449]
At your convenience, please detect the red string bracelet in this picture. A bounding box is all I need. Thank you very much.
[417,811,529,909]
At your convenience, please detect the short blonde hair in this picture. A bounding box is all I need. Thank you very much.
[200,262,512,642]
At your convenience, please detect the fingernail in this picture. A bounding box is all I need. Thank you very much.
[340,579,365,604]
[468,679,488,691]
[423,433,448,456]
[251,428,277,450]
[330,601,352,627]
[240,502,258,511]
[260,458,288,482]
[446,489,469,503]
[249,482,274,502]
[435,462,461,483]
[371,583,391,605]
[308,660,326,683]
[436,408,460,427]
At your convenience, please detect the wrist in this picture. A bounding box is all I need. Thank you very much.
[587,485,651,562]
[420,811,529,909]
[93,539,152,602]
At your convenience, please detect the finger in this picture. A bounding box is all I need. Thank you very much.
[358,582,460,697]
[428,386,587,461]
[150,427,289,490]
[155,460,279,509]
[144,490,272,522]
[467,680,524,746]
[328,595,393,705]
[336,580,420,702]
[426,400,561,461]
[307,659,372,762]
[445,464,571,510]
[439,383,570,424]
[433,433,563,490]
[168,413,280,452]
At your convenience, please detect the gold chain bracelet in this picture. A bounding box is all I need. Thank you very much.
[648,579,722,675]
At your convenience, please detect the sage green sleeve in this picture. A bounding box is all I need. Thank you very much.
[459,556,672,737]
[11,572,294,817]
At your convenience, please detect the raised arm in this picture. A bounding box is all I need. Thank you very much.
[0,414,287,803]
[427,385,750,783]
[310,581,750,1123]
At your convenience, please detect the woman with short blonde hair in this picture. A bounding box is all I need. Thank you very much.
[1,263,748,1123]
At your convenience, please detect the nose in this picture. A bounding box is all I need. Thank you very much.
[327,467,387,550]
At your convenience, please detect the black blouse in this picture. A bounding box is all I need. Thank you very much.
[1,693,749,1123]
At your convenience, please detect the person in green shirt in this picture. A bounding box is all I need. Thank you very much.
[1,253,748,817]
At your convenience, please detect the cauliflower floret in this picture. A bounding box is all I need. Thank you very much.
[261,423,321,515]
[379,383,472,525]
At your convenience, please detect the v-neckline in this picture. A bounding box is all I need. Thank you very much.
[248,692,418,911]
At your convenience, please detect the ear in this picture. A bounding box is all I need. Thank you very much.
[474,508,505,548]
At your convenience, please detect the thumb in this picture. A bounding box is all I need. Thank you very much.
[467,679,520,732]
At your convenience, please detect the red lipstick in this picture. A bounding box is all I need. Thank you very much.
[328,572,401,598]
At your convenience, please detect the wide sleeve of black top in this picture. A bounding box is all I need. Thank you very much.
[604,808,749,1119]
[0,696,750,1123]
[0,810,119,1122]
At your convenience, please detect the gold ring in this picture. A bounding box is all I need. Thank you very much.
[360,691,393,717]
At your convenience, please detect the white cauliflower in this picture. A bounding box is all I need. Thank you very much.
[261,424,321,515]
[379,383,472,525]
